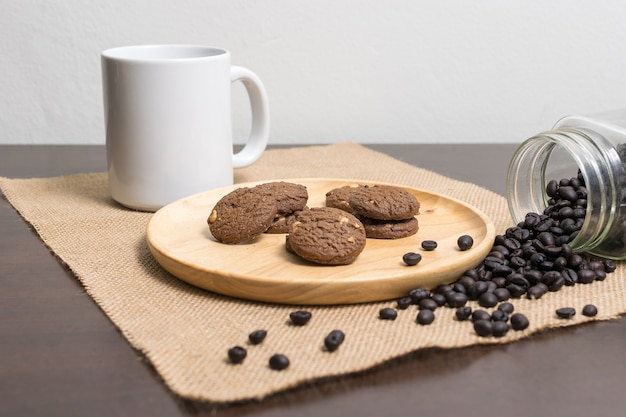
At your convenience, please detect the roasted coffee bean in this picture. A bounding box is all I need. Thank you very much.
[546,179,559,197]
[455,306,472,321]
[324,330,345,352]
[491,245,511,257]
[553,256,568,271]
[472,309,491,322]
[396,296,412,310]
[379,307,398,320]
[594,270,607,281]
[506,283,526,298]
[457,235,474,251]
[492,277,507,288]
[507,274,530,289]
[524,270,543,286]
[498,302,515,314]
[228,346,247,364]
[434,284,454,294]
[577,269,596,284]
[248,330,267,345]
[492,321,509,337]
[289,310,312,326]
[403,252,422,266]
[501,238,521,252]
[561,269,578,286]
[526,283,548,300]
[556,307,576,319]
[558,186,578,202]
[568,254,584,268]
[269,353,290,370]
[491,310,509,322]
[588,260,605,271]
[467,281,488,300]
[582,304,598,317]
[421,240,438,251]
[419,298,438,311]
[452,283,467,294]
[540,270,560,286]
[604,260,617,273]
[493,288,511,301]
[431,293,447,307]
[548,275,565,292]
[457,276,476,291]
[416,309,435,325]
[510,313,530,331]
[509,256,527,268]
[534,217,554,232]
[409,287,431,303]
[530,253,547,267]
[446,292,468,308]
[537,231,556,246]
[478,292,499,308]
[473,320,493,337]
[523,213,541,228]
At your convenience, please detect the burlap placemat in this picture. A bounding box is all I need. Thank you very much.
[1,142,624,403]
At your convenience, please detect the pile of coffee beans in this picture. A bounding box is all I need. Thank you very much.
[394,173,614,337]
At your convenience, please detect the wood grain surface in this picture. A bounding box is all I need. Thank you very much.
[147,178,495,304]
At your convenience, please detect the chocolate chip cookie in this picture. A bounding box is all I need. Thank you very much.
[288,207,366,265]
[254,181,308,215]
[325,184,366,213]
[348,185,420,221]
[358,215,419,239]
[207,187,277,244]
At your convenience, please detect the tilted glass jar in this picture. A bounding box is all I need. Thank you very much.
[507,109,626,260]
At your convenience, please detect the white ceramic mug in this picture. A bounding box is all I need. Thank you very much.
[101,44,270,211]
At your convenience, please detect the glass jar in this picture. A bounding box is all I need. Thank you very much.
[507,109,626,260]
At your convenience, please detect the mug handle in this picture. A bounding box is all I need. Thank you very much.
[230,66,270,168]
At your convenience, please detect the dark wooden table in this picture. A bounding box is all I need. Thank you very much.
[1,144,625,417]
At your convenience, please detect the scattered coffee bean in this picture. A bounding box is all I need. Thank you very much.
[416,309,435,325]
[396,296,412,310]
[478,292,499,308]
[409,287,431,304]
[421,240,438,251]
[324,330,345,352]
[556,307,576,319]
[379,307,398,320]
[457,235,474,251]
[445,292,468,308]
[582,304,598,317]
[269,353,290,370]
[472,309,491,322]
[497,302,515,314]
[492,321,509,337]
[455,306,472,321]
[491,310,508,322]
[403,252,422,266]
[493,287,511,301]
[227,346,247,364]
[248,329,267,345]
[431,293,447,307]
[419,298,438,311]
[473,319,493,337]
[510,313,529,331]
[289,310,312,326]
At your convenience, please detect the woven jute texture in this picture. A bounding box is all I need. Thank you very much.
[1,142,625,403]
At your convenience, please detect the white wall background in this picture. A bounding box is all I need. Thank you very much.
[2,0,626,145]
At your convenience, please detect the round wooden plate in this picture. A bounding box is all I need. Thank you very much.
[147,179,496,305]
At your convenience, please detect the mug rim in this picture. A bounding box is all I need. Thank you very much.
[102,44,229,62]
